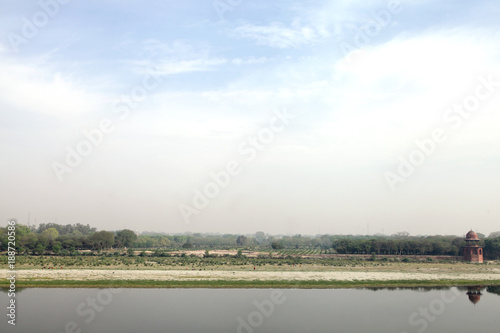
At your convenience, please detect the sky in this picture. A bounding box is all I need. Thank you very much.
[0,0,499,236]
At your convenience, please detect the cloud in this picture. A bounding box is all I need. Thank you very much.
[154,58,227,75]
[231,57,269,65]
[128,39,227,75]
[231,21,326,48]
[0,58,103,119]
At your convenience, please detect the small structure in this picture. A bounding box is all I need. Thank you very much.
[463,230,483,263]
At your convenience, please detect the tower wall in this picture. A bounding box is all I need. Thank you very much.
[463,246,483,263]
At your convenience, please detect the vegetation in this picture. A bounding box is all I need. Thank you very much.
[2,278,500,289]
[1,222,500,260]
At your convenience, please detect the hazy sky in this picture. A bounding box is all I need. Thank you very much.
[1,0,499,236]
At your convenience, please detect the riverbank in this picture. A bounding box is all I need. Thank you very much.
[2,268,500,288]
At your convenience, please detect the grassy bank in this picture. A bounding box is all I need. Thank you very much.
[3,279,500,289]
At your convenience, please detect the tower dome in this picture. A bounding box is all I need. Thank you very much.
[465,230,479,241]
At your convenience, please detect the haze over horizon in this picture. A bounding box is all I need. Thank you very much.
[1,1,499,236]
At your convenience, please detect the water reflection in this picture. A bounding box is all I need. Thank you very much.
[1,286,499,333]
[0,287,24,294]
[466,286,483,305]
[486,285,500,296]
[362,285,500,305]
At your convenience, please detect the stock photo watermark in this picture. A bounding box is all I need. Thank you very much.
[227,289,286,333]
[6,219,17,326]
[385,74,499,192]
[49,287,123,333]
[339,0,403,63]
[7,0,72,53]
[179,108,296,224]
[51,66,163,182]
[401,287,461,333]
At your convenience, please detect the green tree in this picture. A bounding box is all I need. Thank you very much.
[52,243,62,254]
[159,237,170,247]
[90,231,115,250]
[115,229,138,248]
[271,241,283,250]
[236,236,248,246]
[484,237,500,259]
[35,243,46,255]
[41,228,59,241]
[19,233,38,250]
[255,231,266,243]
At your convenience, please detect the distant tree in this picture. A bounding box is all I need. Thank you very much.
[41,228,59,241]
[35,243,46,255]
[52,243,62,254]
[0,228,7,251]
[115,229,137,248]
[236,236,248,246]
[19,233,38,250]
[90,231,115,250]
[484,237,500,259]
[271,241,284,250]
[182,242,193,249]
[158,237,171,247]
[488,231,500,238]
[15,224,31,238]
[255,232,266,243]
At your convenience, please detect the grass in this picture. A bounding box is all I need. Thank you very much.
[2,279,500,289]
[4,254,499,273]
[3,254,500,289]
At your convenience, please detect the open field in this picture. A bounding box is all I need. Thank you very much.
[3,259,500,288]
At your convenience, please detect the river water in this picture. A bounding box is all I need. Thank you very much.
[1,286,499,332]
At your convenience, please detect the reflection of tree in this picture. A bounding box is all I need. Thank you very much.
[486,286,500,296]
[363,286,453,292]
[0,287,24,294]
[363,286,500,292]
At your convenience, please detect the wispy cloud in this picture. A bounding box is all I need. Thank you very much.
[155,58,227,75]
[129,39,227,75]
[231,21,326,48]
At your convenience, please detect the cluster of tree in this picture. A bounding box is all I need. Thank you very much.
[484,238,500,259]
[131,231,500,259]
[331,236,467,256]
[0,223,137,254]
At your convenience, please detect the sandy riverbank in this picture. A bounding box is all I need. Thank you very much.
[4,269,500,282]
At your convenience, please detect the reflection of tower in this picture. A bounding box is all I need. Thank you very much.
[463,230,483,263]
[466,286,483,305]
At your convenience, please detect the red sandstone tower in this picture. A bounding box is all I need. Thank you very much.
[463,230,483,263]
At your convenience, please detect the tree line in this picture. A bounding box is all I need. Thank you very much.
[0,223,137,255]
[1,223,500,259]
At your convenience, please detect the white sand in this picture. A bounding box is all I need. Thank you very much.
[3,269,500,282]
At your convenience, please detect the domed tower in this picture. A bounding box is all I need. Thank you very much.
[463,230,483,263]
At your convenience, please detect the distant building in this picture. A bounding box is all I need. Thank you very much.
[463,230,483,263]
